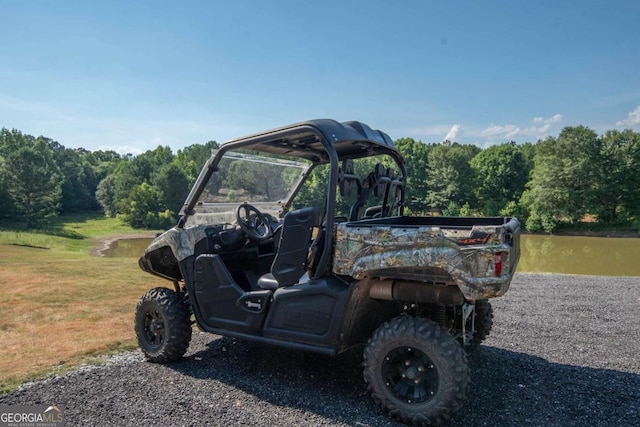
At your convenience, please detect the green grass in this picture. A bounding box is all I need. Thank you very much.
[553,220,639,237]
[0,212,159,253]
[0,213,168,393]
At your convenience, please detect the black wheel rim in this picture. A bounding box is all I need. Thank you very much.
[381,346,439,404]
[143,308,165,348]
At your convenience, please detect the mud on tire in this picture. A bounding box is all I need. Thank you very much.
[363,316,469,426]
[135,287,192,363]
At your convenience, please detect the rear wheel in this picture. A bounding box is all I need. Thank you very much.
[135,287,192,363]
[472,299,493,346]
[363,316,469,426]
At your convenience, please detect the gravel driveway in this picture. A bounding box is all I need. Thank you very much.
[2,273,639,426]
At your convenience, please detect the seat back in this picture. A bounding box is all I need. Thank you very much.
[270,207,319,287]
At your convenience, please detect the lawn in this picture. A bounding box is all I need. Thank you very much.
[0,214,166,392]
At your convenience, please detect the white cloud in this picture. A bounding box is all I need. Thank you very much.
[98,145,144,156]
[616,106,640,127]
[546,114,564,124]
[480,114,565,144]
[522,113,564,135]
[443,124,463,142]
[482,124,521,139]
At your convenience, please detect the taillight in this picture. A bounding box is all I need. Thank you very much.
[494,253,503,276]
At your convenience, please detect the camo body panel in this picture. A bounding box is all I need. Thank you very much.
[144,225,209,261]
[332,223,516,300]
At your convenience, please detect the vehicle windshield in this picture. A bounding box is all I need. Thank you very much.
[183,143,405,228]
[184,150,311,226]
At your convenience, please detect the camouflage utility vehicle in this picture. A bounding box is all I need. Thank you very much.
[136,119,521,426]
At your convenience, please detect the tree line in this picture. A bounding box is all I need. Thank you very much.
[1,126,638,233]
[397,126,640,232]
[0,128,217,229]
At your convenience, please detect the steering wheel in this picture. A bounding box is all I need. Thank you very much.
[236,203,272,242]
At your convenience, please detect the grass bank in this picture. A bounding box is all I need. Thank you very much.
[0,214,164,393]
[552,221,639,237]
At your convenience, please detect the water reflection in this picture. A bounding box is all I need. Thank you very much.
[102,238,152,258]
[104,235,640,276]
[518,235,640,276]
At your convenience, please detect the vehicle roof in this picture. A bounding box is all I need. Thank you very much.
[218,119,403,163]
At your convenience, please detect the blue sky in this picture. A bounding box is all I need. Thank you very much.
[1,1,639,154]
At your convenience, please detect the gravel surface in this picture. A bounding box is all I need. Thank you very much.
[2,273,639,426]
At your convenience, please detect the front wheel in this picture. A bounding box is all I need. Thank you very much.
[135,287,192,363]
[363,316,469,426]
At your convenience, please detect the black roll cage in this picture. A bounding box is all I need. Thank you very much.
[178,119,407,280]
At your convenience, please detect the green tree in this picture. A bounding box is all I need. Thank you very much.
[120,182,173,229]
[426,143,480,213]
[96,174,117,217]
[152,163,190,214]
[395,138,431,212]
[523,126,600,231]
[112,146,175,213]
[0,127,27,153]
[519,141,536,171]
[5,140,63,227]
[86,150,124,181]
[593,129,640,223]
[0,154,14,218]
[224,159,287,200]
[174,140,218,184]
[470,142,530,215]
[82,149,124,200]
[47,141,98,213]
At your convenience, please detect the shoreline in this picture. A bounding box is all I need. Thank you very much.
[90,232,157,257]
[529,230,640,238]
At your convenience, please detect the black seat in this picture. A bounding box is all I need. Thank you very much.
[348,172,375,221]
[363,205,383,219]
[257,207,319,291]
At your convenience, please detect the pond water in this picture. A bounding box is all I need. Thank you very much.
[102,238,154,258]
[517,234,640,276]
[104,235,640,276]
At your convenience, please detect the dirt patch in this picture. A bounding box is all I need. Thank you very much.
[90,233,157,257]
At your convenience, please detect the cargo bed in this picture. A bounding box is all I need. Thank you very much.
[333,216,521,300]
